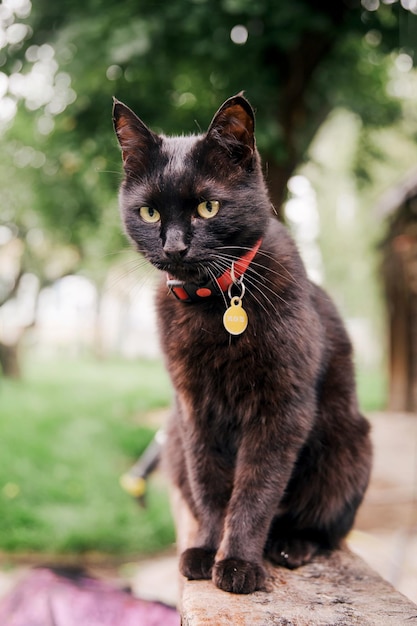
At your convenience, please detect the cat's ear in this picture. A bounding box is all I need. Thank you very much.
[112,98,160,174]
[206,94,255,167]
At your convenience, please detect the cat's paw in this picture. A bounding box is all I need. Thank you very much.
[213,558,265,594]
[267,538,318,569]
[179,547,215,580]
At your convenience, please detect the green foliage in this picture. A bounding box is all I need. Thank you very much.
[2,0,416,276]
[4,4,414,189]
[356,363,388,413]
[0,355,175,555]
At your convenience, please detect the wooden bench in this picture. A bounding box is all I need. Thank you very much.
[173,491,417,625]
[180,548,417,625]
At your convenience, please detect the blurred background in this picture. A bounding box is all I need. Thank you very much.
[0,0,417,610]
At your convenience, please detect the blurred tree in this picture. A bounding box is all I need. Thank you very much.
[0,113,82,376]
[1,0,417,375]
[2,0,414,213]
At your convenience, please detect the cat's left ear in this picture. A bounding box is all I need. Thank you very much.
[206,94,255,167]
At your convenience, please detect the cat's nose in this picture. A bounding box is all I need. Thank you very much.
[163,227,188,259]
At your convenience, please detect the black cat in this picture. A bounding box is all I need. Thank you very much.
[113,94,372,594]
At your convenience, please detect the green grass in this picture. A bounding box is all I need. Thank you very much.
[0,354,175,557]
[0,352,386,558]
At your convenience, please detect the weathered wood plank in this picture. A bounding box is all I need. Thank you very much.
[180,548,417,626]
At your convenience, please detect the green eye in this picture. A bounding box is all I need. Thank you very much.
[197,200,220,219]
[139,206,160,223]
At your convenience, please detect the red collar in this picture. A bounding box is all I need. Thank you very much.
[167,238,262,303]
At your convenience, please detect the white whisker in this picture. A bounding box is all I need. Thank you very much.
[206,266,228,308]
[211,251,289,313]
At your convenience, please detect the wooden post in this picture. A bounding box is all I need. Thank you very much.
[179,548,417,625]
[172,489,417,625]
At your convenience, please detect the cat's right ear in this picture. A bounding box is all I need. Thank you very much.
[112,99,160,174]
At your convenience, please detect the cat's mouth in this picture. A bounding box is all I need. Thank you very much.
[163,266,210,285]
[155,259,212,284]
[161,240,262,303]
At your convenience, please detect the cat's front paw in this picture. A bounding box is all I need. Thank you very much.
[180,547,215,580]
[213,558,265,594]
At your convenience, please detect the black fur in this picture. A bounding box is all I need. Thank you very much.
[113,95,372,594]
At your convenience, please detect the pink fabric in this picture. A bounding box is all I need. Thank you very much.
[0,568,180,626]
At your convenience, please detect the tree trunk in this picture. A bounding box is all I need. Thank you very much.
[263,159,295,221]
[0,341,21,379]
[260,3,349,219]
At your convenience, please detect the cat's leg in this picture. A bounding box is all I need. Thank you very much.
[164,411,219,580]
[211,421,307,594]
[177,461,232,581]
[168,421,234,581]
[179,549,216,579]
[265,495,362,569]
[179,519,226,581]
[169,486,217,580]
[264,338,372,571]
[265,515,339,570]
[266,534,319,569]
[265,411,372,569]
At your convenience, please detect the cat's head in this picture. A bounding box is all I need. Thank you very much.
[113,94,271,283]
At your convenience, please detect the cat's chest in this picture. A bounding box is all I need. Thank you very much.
[157,290,250,355]
[156,288,281,400]
[156,279,324,414]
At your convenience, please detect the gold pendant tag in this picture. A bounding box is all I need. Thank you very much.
[223,296,248,336]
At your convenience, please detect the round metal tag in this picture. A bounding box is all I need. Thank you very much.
[223,297,248,335]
